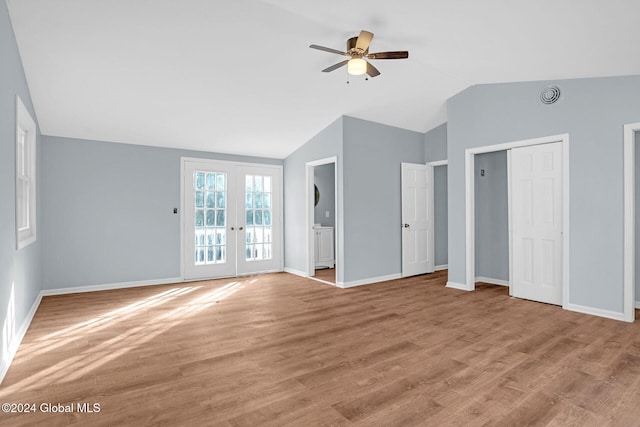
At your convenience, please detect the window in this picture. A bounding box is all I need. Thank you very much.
[15,96,36,250]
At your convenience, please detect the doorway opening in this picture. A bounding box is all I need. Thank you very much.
[460,134,569,309]
[473,152,509,288]
[427,160,448,271]
[306,157,338,286]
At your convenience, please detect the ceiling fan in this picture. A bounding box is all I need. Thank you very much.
[310,30,409,78]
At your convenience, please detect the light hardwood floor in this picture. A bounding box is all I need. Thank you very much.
[1,271,640,426]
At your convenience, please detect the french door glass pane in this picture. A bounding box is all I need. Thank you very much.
[245,174,272,261]
[194,170,227,265]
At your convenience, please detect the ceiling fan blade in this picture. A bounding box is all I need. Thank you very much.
[322,60,349,73]
[366,61,381,77]
[310,44,349,56]
[355,30,373,52]
[367,51,409,60]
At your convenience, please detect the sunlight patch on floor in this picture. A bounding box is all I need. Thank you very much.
[0,280,245,394]
[14,287,200,365]
[1,283,15,369]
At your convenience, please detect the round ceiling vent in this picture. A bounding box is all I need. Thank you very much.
[539,85,561,105]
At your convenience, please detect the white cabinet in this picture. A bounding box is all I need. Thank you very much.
[314,226,334,268]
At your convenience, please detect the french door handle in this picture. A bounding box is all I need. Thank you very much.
[238,226,244,231]
[402,223,410,228]
[230,227,235,231]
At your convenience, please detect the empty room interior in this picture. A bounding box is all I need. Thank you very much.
[3,1,640,425]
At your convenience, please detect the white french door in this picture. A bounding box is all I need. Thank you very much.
[401,163,433,277]
[183,159,282,280]
[510,142,563,305]
[237,165,281,275]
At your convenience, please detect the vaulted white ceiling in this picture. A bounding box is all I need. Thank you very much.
[7,0,640,158]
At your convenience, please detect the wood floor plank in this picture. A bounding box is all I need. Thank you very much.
[2,271,640,426]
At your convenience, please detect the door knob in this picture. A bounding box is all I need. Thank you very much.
[402,224,410,228]
[230,227,235,231]
[239,226,244,231]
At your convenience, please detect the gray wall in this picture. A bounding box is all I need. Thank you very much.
[314,163,335,228]
[425,123,447,162]
[474,151,508,281]
[434,165,448,267]
[342,116,425,283]
[283,117,343,280]
[447,75,640,314]
[41,136,281,290]
[1,0,43,376]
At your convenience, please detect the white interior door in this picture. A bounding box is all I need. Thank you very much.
[401,163,433,277]
[510,142,563,305]
[183,160,282,280]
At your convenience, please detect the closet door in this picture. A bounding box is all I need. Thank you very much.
[510,142,563,305]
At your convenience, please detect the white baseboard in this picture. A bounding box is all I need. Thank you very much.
[284,267,308,278]
[635,301,640,309]
[434,264,448,271]
[475,276,509,287]
[41,277,183,296]
[0,292,43,385]
[446,281,473,291]
[337,273,402,289]
[308,277,337,287]
[564,303,625,322]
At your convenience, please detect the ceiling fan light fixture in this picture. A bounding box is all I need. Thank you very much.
[347,58,367,76]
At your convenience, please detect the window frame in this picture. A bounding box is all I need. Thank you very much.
[15,95,37,250]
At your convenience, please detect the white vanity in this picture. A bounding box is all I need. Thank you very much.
[313,225,334,268]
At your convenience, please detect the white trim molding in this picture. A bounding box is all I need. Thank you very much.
[446,281,473,291]
[40,277,184,296]
[284,267,308,278]
[464,134,570,311]
[338,273,402,289]
[623,122,640,322]
[434,264,448,272]
[475,277,509,287]
[308,277,337,287]
[565,304,625,322]
[427,160,448,167]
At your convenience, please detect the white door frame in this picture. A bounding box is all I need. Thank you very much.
[461,134,570,310]
[180,157,284,281]
[623,123,640,322]
[306,157,339,285]
[427,160,447,271]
